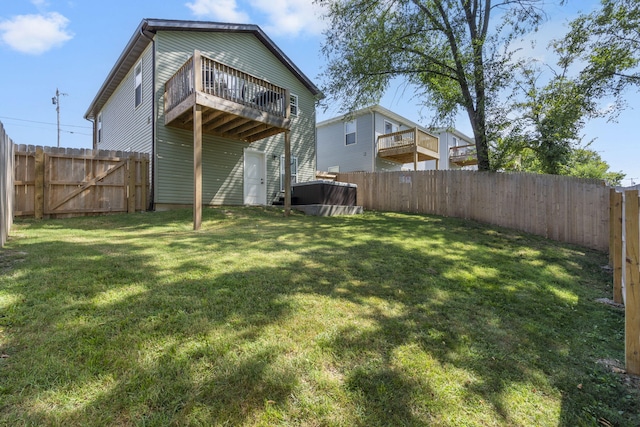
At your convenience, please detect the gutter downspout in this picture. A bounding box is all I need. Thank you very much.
[85,117,96,150]
[140,27,156,211]
[371,109,376,172]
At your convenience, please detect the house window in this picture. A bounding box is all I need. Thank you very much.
[134,61,142,108]
[280,155,298,191]
[290,94,298,116]
[345,120,356,145]
[97,114,102,144]
[384,120,398,134]
[450,136,459,148]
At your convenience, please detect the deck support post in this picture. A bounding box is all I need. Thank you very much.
[284,130,291,217]
[413,127,419,171]
[193,50,203,231]
[193,104,203,230]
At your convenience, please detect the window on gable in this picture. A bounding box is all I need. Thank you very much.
[345,120,356,145]
[280,155,298,191]
[290,94,299,116]
[134,61,143,108]
[97,114,102,144]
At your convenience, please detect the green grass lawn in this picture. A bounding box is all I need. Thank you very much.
[0,207,637,426]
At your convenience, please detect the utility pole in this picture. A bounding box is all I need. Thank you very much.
[51,88,68,148]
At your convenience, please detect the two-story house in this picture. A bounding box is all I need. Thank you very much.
[84,19,322,226]
[316,105,477,173]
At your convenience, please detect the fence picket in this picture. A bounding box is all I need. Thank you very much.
[13,145,149,219]
[337,170,609,251]
[0,121,14,247]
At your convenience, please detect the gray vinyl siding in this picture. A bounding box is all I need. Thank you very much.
[154,31,316,205]
[97,44,153,153]
[317,111,404,173]
[316,115,375,173]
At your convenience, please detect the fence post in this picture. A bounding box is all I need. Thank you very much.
[34,147,44,219]
[127,155,136,213]
[611,189,624,304]
[625,190,640,375]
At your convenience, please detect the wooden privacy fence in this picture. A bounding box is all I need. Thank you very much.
[0,121,14,247]
[338,171,609,251]
[609,189,640,375]
[14,145,149,218]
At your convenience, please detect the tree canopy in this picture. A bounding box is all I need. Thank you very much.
[557,0,640,111]
[319,0,637,177]
[318,0,551,171]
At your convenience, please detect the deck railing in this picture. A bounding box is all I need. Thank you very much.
[449,144,477,163]
[377,128,439,153]
[165,51,289,118]
[165,57,194,112]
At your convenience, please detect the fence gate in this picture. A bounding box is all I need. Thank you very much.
[14,146,149,218]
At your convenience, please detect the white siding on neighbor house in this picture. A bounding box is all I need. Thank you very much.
[317,110,408,173]
[97,44,153,154]
[154,31,316,206]
[317,113,377,172]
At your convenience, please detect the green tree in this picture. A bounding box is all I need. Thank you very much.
[493,64,599,174]
[318,0,551,171]
[565,148,625,186]
[557,0,639,110]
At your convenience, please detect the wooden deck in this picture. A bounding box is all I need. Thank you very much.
[164,51,291,143]
[164,51,295,230]
[377,128,439,169]
[449,144,478,166]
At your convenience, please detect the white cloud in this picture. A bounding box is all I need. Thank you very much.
[186,0,250,23]
[185,0,326,37]
[249,0,327,36]
[0,12,73,55]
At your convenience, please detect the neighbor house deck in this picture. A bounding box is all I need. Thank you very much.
[164,51,291,143]
[449,144,478,166]
[377,128,439,169]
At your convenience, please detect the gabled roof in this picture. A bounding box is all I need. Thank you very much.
[430,127,474,143]
[84,19,322,120]
[317,105,474,142]
[316,105,428,131]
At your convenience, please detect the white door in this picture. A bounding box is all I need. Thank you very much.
[244,149,267,205]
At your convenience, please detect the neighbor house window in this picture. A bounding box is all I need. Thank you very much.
[290,94,298,116]
[450,136,459,147]
[384,120,398,134]
[345,120,356,145]
[97,114,102,144]
[280,155,298,191]
[134,61,143,108]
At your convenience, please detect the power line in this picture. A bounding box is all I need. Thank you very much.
[2,122,92,136]
[0,115,92,129]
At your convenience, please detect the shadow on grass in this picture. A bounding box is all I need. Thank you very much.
[0,207,637,426]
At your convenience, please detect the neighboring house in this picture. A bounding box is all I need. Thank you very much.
[316,105,477,173]
[423,128,477,171]
[85,19,322,214]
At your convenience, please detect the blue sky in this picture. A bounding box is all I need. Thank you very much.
[1,0,638,185]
